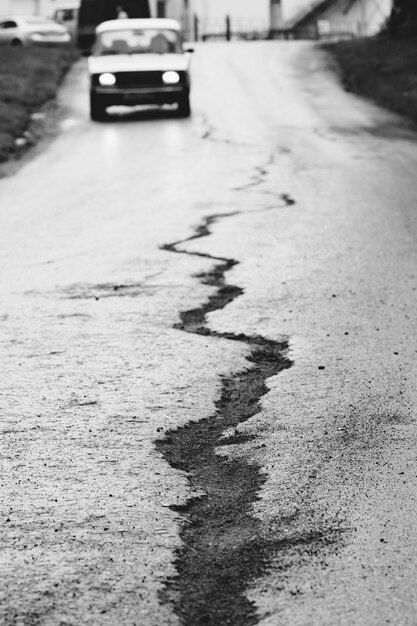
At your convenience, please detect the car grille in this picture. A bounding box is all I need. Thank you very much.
[92,71,186,88]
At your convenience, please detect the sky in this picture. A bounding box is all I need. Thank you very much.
[192,0,314,25]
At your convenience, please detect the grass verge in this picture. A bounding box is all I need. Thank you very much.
[325,35,417,126]
[0,45,79,163]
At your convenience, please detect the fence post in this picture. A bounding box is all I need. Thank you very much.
[193,14,199,41]
[226,14,231,41]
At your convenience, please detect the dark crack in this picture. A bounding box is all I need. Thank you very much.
[244,193,296,214]
[233,154,276,192]
[281,193,296,207]
[198,113,255,148]
[156,208,299,625]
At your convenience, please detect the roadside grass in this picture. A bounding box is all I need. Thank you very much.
[326,35,417,125]
[0,45,79,162]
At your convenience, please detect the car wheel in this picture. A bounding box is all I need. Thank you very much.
[90,92,108,121]
[10,39,23,47]
[177,94,191,118]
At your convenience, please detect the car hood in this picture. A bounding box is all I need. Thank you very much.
[89,53,190,74]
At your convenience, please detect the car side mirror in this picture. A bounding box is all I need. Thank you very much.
[184,47,194,53]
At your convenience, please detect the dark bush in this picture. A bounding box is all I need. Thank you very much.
[390,0,417,35]
[327,36,417,125]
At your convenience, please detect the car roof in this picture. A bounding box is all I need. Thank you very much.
[96,18,181,33]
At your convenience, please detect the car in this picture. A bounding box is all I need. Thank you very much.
[53,6,79,41]
[88,18,193,121]
[0,16,71,46]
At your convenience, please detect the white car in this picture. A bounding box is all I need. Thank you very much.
[0,16,71,46]
[88,18,193,120]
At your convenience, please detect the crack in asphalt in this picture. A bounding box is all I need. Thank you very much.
[198,113,255,148]
[233,154,277,193]
[157,207,297,625]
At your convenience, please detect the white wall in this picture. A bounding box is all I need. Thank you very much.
[1,0,80,17]
[0,0,38,15]
[193,0,269,30]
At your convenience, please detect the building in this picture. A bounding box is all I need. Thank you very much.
[289,0,392,38]
[155,0,192,38]
[0,0,55,14]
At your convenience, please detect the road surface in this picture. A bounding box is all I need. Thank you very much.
[2,41,417,625]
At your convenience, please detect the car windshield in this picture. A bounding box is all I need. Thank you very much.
[94,28,182,55]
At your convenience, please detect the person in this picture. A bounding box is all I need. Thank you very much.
[116,5,128,18]
[150,32,170,53]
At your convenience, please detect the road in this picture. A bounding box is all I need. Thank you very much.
[2,41,417,625]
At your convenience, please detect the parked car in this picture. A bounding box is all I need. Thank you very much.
[0,16,71,46]
[53,7,79,41]
[88,18,193,121]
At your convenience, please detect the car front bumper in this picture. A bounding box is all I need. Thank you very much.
[91,85,188,106]
[30,35,71,45]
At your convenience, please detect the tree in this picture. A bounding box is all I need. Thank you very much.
[390,0,417,35]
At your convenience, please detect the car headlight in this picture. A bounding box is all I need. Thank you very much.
[162,71,180,85]
[98,73,116,86]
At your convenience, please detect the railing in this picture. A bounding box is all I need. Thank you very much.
[202,30,270,42]
[193,16,270,42]
[192,15,360,43]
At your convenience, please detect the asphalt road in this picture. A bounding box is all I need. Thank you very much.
[2,41,417,625]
